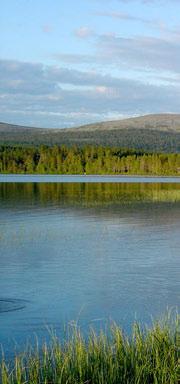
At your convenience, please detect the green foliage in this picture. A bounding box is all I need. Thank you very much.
[1,119,180,152]
[0,314,179,384]
[0,145,180,175]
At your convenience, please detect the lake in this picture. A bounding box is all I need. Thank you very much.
[0,176,179,354]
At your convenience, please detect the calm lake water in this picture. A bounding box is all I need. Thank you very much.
[0,176,179,353]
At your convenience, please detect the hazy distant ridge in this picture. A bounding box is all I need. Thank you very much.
[0,114,180,152]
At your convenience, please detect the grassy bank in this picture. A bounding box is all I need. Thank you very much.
[1,315,179,384]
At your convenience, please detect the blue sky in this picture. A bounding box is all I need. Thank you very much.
[0,0,180,128]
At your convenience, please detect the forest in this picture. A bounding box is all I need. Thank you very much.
[0,145,179,175]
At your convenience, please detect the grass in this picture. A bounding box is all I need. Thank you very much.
[0,313,179,384]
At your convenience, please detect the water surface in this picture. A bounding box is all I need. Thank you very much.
[0,174,179,183]
[0,179,179,353]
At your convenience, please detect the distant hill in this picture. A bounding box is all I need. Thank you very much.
[69,114,180,132]
[0,114,180,152]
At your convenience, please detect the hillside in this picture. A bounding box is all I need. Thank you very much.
[0,114,180,152]
[69,114,180,132]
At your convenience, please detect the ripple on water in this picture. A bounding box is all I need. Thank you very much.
[0,299,27,313]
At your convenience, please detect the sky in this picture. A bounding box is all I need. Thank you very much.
[0,0,180,128]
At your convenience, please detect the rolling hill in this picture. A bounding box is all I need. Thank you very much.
[0,114,180,152]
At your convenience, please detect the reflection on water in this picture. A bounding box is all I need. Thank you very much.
[0,181,179,353]
[0,181,180,207]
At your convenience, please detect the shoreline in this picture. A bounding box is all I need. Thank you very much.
[0,174,180,183]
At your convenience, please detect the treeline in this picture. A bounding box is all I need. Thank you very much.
[0,145,179,175]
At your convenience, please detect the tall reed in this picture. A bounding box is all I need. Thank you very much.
[1,313,179,384]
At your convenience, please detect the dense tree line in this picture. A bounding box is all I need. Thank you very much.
[1,123,180,153]
[0,145,179,175]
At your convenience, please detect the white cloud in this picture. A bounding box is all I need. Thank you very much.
[53,32,180,76]
[96,11,157,26]
[0,59,179,127]
[74,26,94,38]
[98,34,180,74]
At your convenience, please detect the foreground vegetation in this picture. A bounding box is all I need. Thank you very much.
[1,315,179,384]
[0,145,180,175]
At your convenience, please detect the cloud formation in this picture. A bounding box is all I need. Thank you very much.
[53,32,180,76]
[0,59,179,127]
[96,11,158,27]
[74,27,94,39]
[1,0,179,128]
[98,34,180,74]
